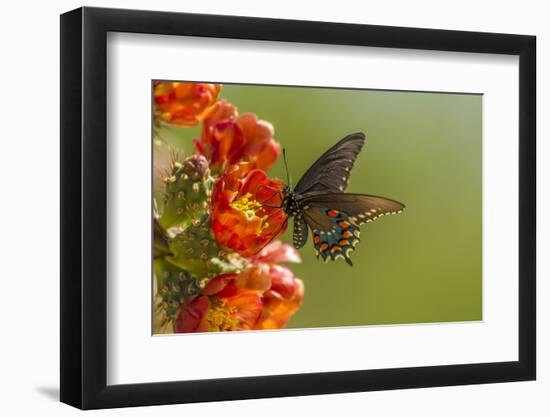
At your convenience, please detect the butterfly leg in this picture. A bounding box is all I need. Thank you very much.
[261,202,283,209]
[258,189,284,209]
[257,184,284,204]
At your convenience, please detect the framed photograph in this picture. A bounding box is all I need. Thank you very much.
[60,6,536,409]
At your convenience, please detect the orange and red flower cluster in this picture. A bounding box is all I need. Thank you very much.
[195,102,281,175]
[153,82,303,333]
[154,82,221,126]
[175,242,303,332]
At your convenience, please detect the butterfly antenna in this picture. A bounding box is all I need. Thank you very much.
[283,148,292,187]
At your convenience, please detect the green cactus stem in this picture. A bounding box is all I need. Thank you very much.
[167,219,243,278]
[159,154,214,232]
[154,258,206,321]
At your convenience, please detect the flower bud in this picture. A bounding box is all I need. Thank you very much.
[182,154,209,180]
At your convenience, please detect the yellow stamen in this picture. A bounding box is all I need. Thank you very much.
[230,193,262,213]
[206,298,238,331]
[230,193,270,229]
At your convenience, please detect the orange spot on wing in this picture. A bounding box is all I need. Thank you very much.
[338,220,350,229]
[319,243,329,252]
[341,230,353,238]
[338,239,350,246]
[330,245,342,253]
[327,209,339,218]
[313,235,320,244]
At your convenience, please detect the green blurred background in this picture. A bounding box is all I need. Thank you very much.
[155,83,482,328]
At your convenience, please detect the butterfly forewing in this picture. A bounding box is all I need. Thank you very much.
[294,132,366,194]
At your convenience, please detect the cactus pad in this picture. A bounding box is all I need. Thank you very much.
[159,154,215,231]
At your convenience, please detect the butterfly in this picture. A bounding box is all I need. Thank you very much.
[279,132,405,266]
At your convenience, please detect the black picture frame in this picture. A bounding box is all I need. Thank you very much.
[60,6,536,410]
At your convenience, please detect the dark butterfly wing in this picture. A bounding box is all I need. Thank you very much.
[300,194,405,265]
[302,207,360,265]
[302,207,334,232]
[294,132,366,194]
[292,216,309,249]
[302,193,405,225]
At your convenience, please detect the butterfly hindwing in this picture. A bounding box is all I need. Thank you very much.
[305,208,360,266]
[294,132,366,194]
[298,195,405,265]
[301,193,405,226]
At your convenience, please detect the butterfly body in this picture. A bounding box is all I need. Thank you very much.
[281,132,405,266]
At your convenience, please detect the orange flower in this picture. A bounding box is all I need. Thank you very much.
[211,164,288,257]
[195,103,281,174]
[174,260,303,332]
[196,118,245,173]
[202,99,239,133]
[154,82,221,127]
[175,271,268,332]
[236,113,281,173]
[255,265,304,330]
[251,241,304,330]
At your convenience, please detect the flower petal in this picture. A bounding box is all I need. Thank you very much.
[226,291,263,329]
[256,279,304,330]
[202,273,237,296]
[235,264,272,293]
[251,241,302,264]
[175,295,211,333]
